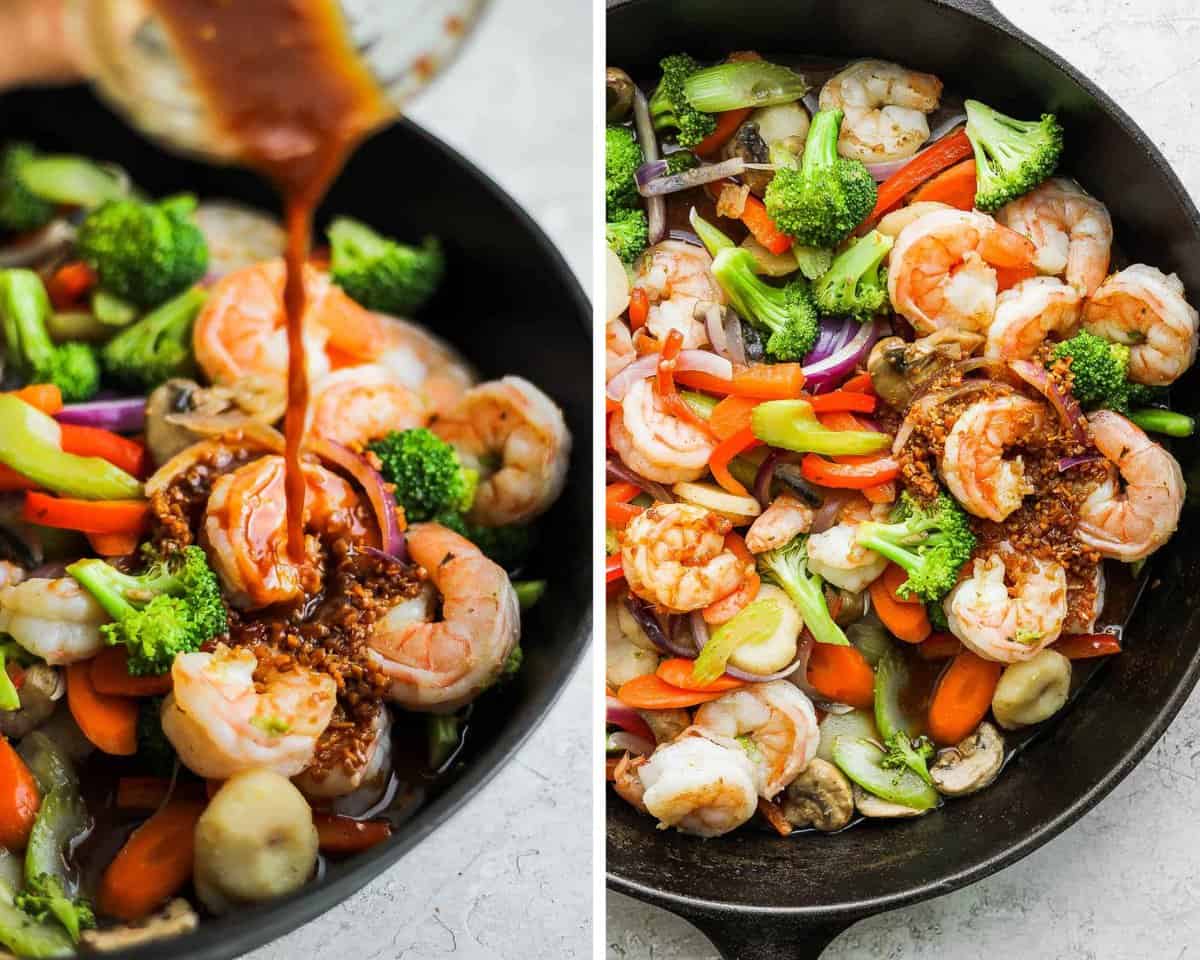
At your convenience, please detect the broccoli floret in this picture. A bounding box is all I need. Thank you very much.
[764,109,877,248]
[100,286,207,391]
[792,245,834,282]
[67,545,228,676]
[137,697,177,777]
[500,644,523,682]
[664,151,698,175]
[368,428,476,524]
[606,207,648,264]
[928,600,949,632]
[813,230,894,320]
[757,536,848,647]
[710,246,819,361]
[1052,331,1130,410]
[648,54,717,149]
[76,194,207,307]
[965,100,1064,212]
[0,144,54,233]
[881,731,935,785]
[855,490,976,604]
[14,874,94,943]
[328,216,444,315]
[436,511,533,572]
[606,125,643,214]
[0,269,99,402]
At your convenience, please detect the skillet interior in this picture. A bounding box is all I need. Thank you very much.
[0,84,592,960]
[606,0,1200,952]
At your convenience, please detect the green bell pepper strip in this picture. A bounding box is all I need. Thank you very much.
[752,399,892,456]
[831,735,938,810]
[0,879,73,959]
[0,394,142,500]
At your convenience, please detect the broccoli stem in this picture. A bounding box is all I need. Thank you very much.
[690,209,736,257]
[801,108,842,180]
[758,541,848,647]
[65,560,147,622]
[1128,408,1194,437]
[855,529,922,576]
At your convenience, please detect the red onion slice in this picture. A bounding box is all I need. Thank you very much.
[689,610,710,655]
[1010,359,1089,444]
[632,89,666,245]
[605,349,733,402]
[804,316,857,366]
[724,311,748,367]
[724,658,805,683]
[635,159,669,187]
[637,157,757,198]
[790,634,822,699]
[309,439,406,560]
[607,731,656,756]
[606,696,656,742]
[704,303,730,360]
[753,450,781,509]
[625,594,695,658]
[55,397,146,433]
[802,318,881,392]
[1058,453,1103,472]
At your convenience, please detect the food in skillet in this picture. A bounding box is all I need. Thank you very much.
[605,55,1195,837]
[0,143,569,954]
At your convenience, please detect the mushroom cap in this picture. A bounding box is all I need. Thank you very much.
[930,721,1005,797]
[782,758,854,832]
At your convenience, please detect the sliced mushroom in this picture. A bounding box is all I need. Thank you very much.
[852,784,928,819]
[867,330,987,409]
[720,122,773,196]
[637,707,690,745]
[606,67,635,123]
[930,721,1005,796]
[145,377,286,467]
[781,758,854,832]
[0,664,63,740]
[992,650,1072,730]
[81,899,198,952]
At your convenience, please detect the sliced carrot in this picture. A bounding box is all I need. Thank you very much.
[628,287,649,330]
[58,424,147,478]
[313,814,393,854]
[86,531,143,557]
[868,129,973,224]
[841,372,874,394]
[115,777,205,811]
[655,658,746,693]
[45,261,97,310]
[809,390,877,414]
[909,158,977,209]
[90,646,172,698]
[917,632,963,661]
[5,384,63,414]
[694,107,753,158]
[994,261,1039,291]
[801,454,899,489]
[0,736,40,851]
[806,642,876,710]
[676,362,805,400]
[708,425,760,498]
[869,574,932,644]
[67,660,137,756]
[708,395,759,441]
[98,801,205,921]
[617,673,728,710]
[23,493,149,535]
[927,650,1003,745]
[881,562,921,605]
[1052,632,1122,660]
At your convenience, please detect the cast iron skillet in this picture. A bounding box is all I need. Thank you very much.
[607,1,1200,956]
[0,84,591,959]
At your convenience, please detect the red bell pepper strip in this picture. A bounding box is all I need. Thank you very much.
[868,129,973,224]
[801,454,899,489]
[1052,633,1122,660]
[708,425,760,498]
[694,108,753,158]
[23,492,150,534]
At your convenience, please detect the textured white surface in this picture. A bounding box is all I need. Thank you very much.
[607,1,1200,957]
[248,0,593,957]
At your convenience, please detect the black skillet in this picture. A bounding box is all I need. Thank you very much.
[606,1,1200,956]
[0,84,591,959]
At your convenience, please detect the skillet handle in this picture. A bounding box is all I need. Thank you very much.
[682,912,853,960]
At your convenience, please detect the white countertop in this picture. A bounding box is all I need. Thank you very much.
[249,0,593,956]
[607,1,1200,957]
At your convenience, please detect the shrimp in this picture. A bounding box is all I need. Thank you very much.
[307,364,428,447]
[610,378,716,485]
[612,752,649,814]
[876,201,952,240]
[984,276,1082,360]
[1064,564,1105,635]
[818,59,943,163]
[805,498,889,593]
[996,178,1112,297]
[0,577,106,665]
[620,502,750,612]
[939,395,1047,521]
[362,313,477,415]
[606,318,636,382]
[888,209,1038,335]
[368,523,520,712]
[1082,264,1199,386]
[745,494,815,554]
[0,562,25,589]
[193,260,365,386]
[202,455,369,609]
[293,702,392,808]
[693,680,819,800]
[433,376,570,527]
[945,548,1068,662]
[632,240,724,350]
[636,730,759,837]
[1076,410,1184,562]
[161,644,338,779]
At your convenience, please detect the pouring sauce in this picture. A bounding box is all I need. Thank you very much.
[148,0,393,561]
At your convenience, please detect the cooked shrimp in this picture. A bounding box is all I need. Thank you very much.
[193,260,365,386]
[1082,264,1199,386]
[889,209,1037,335]
[637,730,759,837]
[621,502,750,612]
[293,702,392,803]
[202,455,369,609]
[806,498,889,593]
[433,376,570,527]
[632,240,724,350]
[693,680,819,800]
[193,202,286,279]
[0,577,106,665]
[161,644,338,779]
[745,494,815,554]
[368,523,520,712]
[1064,564,1105,635]
[818,59,943,163]
[0,562,25,589]
[307,364,427,447]
[1076,410,1184,561]
[610,378,716,484]
[984,276,1082,360]
[939,395,1047,521]
[945,548,1068,662]
[612,752,649,814]
[996,178,1112,297]
[876,201,952,240]
[607,318,636,382]
[356,313,477,415]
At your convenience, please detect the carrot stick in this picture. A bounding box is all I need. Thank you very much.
[868,129,973,224]
[909,158,977,209]
[313,814,393,854]
[5,384,63,415]
[675,362,805,400]
[628,287,649,330]
[23,493,149,535]
[86,531,143,557]
[806,642,876,710]
[927,650,1002,745]
[617,673,728,710]
[694,108,754,158]
[869,575,932,644]
[739,193,793,255]
[655,658,746,693]
[98,801,205,921]
[90,647,172,698]
[67,660,138,755]
[58,424,147,478]
[0,736,40,851]
[708,395,759,441]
